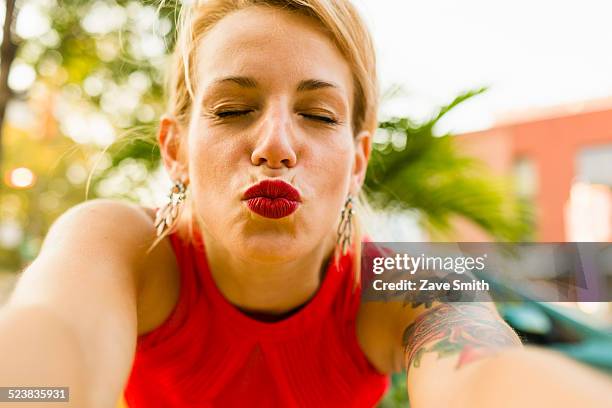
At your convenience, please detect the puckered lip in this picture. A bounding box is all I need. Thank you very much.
[242,179,302,202]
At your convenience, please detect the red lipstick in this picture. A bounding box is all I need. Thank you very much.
[242,179,302,219]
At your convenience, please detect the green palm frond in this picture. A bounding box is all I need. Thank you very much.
[366,88,534,242]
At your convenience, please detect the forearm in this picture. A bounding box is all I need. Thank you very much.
[453,347,612,408]
[402,302,611,407]
[0,305,90,407]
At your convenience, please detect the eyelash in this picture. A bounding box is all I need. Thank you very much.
[214,110,339,125]
[215,110,253,118]
[301,113,338,125]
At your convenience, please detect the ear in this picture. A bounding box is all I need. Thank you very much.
[158,115,189,183]
[350,129,372,194]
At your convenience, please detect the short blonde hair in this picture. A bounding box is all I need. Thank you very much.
[160,0,378,288]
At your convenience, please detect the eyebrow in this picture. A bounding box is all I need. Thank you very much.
[211,76,340,92]
[296,78,339,92]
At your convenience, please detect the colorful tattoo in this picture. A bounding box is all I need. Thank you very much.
[402,303,522,374]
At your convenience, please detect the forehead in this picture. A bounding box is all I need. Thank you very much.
[194,6,353,98]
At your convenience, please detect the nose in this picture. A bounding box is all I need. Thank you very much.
[250,105,297,169]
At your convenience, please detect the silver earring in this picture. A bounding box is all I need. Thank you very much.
[155,179,187,237]
[336,195,354,255]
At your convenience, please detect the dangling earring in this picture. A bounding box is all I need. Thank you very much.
[155,179,187,237]
[336,194,354,255]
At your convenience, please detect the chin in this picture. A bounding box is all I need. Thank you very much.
[236,232,307,264]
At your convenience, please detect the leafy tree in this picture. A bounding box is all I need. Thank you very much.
[1,0,178,269]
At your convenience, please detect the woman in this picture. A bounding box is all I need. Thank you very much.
[0,0,611,407]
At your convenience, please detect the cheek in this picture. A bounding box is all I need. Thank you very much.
[186,127,245,199]
[307,134,354,188]
[300,134,354,224]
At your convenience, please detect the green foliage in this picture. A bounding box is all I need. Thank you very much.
[1,0,180,269]
[377,373,409,408]
[366,88,534,242]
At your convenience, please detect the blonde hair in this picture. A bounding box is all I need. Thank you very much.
[157,0,379,289]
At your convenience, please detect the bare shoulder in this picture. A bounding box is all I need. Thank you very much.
[42,198,178,278]
[43,199,156,259]
[4,199,180,405]
[40,199,180,335]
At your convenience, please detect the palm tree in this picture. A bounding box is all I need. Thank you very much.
[365,88,534,242]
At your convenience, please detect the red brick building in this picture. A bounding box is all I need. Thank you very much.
[455,101,612,242]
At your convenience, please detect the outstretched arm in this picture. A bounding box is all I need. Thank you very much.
[0,200,155,408]
[403,302,521,375]
[401,301,612,408]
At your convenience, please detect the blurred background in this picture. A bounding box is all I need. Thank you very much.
[0,0,611,406]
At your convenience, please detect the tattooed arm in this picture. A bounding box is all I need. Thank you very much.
[402,301,522,408]
[402,302,521,375]
[399,301,612,408]
[400,300,520,407]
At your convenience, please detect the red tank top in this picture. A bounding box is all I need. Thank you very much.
[123,227,389,407]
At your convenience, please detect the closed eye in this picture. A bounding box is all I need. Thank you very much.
[300,113,338,125]
[216,110,254,118]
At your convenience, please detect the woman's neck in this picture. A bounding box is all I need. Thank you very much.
[200,229,337,317]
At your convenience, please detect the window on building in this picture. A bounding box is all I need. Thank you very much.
[513,157,538,198]
[565,144,612,241]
